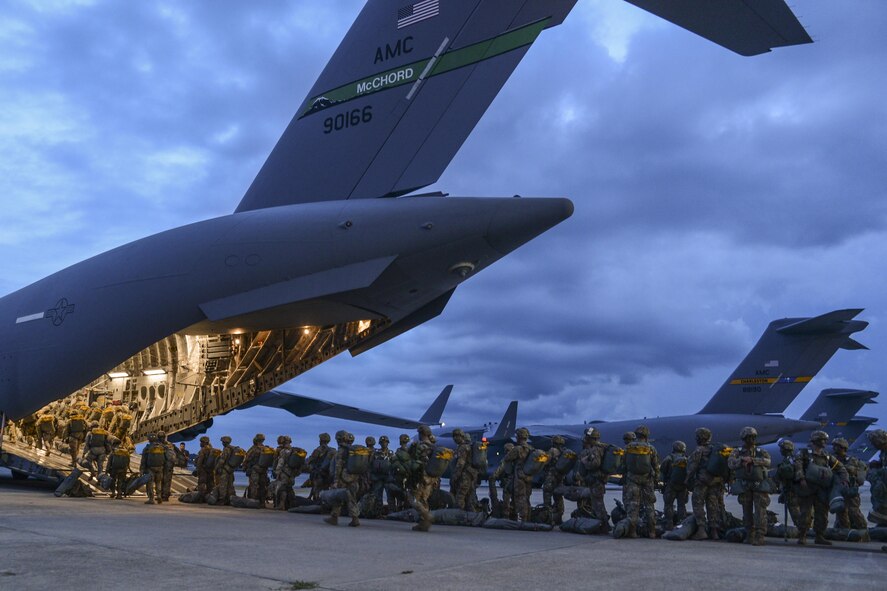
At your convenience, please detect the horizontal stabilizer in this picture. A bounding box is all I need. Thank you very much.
[199,256,396,322]
[491,401,519,441]
[624,0,813,56]
[799,390,878,442]
[776,308,866,335]
[419,385,452,425]
[841,338,868,351]
[245,389,435,429]
[349,288,455,356]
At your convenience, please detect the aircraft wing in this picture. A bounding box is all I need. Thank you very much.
[624,0,813,56]
[242,389,437,429]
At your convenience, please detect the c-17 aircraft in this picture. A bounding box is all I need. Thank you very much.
[0,1,813,466]
[525,309,869,455]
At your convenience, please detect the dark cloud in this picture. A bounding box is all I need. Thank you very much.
[1,0,885,451]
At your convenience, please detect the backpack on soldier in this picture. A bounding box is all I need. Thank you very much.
[38,415,56,433]
[624,442,653,476]
[556,449,578,474]
[257,446,276,469]
[145,444,167,468]
[89,429,108,449]
[204,448,221,470]
[600,444,624,475]
[471,441,489,471]
[346,445,371,475]
[523,449,550,477]
[227,446,246,469]
[108,449,130,472]
[67,416,87,435]
[705,443,732,479]
[287,447,307,472]
[668,456,688,488]
[425,446,454,477]
[371,452,391,476]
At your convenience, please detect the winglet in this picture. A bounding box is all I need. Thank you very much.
[419,385,452,425]
[490,401,518,441]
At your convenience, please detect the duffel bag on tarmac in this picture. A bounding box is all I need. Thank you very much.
[54,468,83,497]
[725,528,747,543]
[766,523,799,539]
[559,518,603,535]
[868,527,887,542]
[662,516,698,541]
[482,518,553,532]
[288,505,325,514]
[824,528,871,542]
[230,496,262,509]
[428,488,456,510]
[431,509,487,527]
[98,473,113,491]
[126,472,153,495]
[319,488,350,506]
[385,509,420,522]
[178,491,203,504]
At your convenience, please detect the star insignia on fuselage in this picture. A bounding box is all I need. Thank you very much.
[45,298,75,327]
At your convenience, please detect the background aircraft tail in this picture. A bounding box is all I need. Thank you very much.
[490,400,518,441]
[699,309,868,415]
[418,385,452,425]
[799,388,878,426]
[236,0,578,212]
[848,430,881,462]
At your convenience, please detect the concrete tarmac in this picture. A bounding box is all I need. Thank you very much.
[1,473,885,591]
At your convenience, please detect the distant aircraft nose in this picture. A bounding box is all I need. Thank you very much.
[485,197,574,255]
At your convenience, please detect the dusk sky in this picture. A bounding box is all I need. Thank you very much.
[1,0,885,452]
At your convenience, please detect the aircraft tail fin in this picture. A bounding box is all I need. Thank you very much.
[848,430,881,462]
[699,309,868,415]
[799,388,878,425]
[624,0,812,56]
[419,385,452,425]
[490,401,518,441]
[236,0,578,212]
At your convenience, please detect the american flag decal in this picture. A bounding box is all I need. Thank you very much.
[397,0,440,29]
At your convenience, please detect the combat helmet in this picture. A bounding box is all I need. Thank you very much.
[417,425,433,438]
[156,430,167,441]
[552,435,566,446]
[695,427,712,444]
[277,435,286,445]
[778,439,795,452]
[345,432,355,444]
[283,435,292,444]
[220,435,232,445]
[810,430,829,445]
[399,434,410,444]
[515,427,530,442]
[623,431,636,443]
[90,421,100,429]
[832,437,849,451]
[365,436,376,447]
[634,424,650,439]
[146,433,157,442]
[868,429,887,448]
[379,435,389,445]
[673,440,686,453]
[739,426,757,441]
[199,435,210,445]
[334,430,348,444]
[319,432,331,444]
[452,428,465,442]
[253,433,265,444]
[584,427,600,441]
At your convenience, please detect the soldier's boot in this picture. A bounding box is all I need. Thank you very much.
[647,530,657,539]
[145,499,155,505]
[412,520,431,532]
[814,534,832,546]
[709,527,721,540]
[691,527,708,540]
[626,524,639,539]
[751,533,765,546]
[797,529,807,545]
[324,516,338,526]
[348,517,360,527]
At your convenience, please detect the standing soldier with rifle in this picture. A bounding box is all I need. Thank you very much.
[306,433,334,502]
[728,427,771,546]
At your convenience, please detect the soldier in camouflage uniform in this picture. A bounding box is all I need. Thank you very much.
[306,432,334,501]
[140,433,168,505]
[157,431,177,501]
[194,435,217,500]
[542,435,568,526]
[324,430,361,527]
[61,409,88,466]
[795,430,848,545]
[686,427,723,540]
[728,427,771,545]
[407,425,438,532]
[273,436,300,510]
[490,442,515,519]
[35,410,58,451]
[660,440,689,530]
[370,435,395,511]
[83,421,113,480]
[243,433,270,505]
[389,434,413,512]
[867,429,887,524]
[503,428,535,522]
[774,440,803,528]
[450,428,479,511]
[578,428,611,532]
[105,443,131,500]
[831,437,867,530]
[211,436,237,505]
[623,425,659,538]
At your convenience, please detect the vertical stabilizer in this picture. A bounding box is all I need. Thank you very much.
[419,385,452,425]
[490,400,518,441]
[699,310,868,415]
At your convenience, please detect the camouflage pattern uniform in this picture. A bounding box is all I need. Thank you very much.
[490,442,515,519]
[578,429,611,531]
[83,422,112,480]
[306,433,334,501]
[106,446,131,500]
[194,436,217,499]
[795,431,848,545]
[727,427,771,545]
[389,434,413,512]
[211,436,237,505]
[407,425,438,531]
[156,431,177,501]
[243,434,270,505]
[503,428,535,522]
[108,409,134,446]
[273,436,297,510]
[35,411,58,450]
[450,429,478,511]
[61,411,88,466]
[832,438,867,530]
[660,441,689,530]
[542,435,568,525]
[774,440,803,528]
[140,434,168,504]
[324,431,361,527]
[686,427,723,540]
[867,429,887,524]
[623,425,659,538]
[371,435,396,510]
[99,406,116,430]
